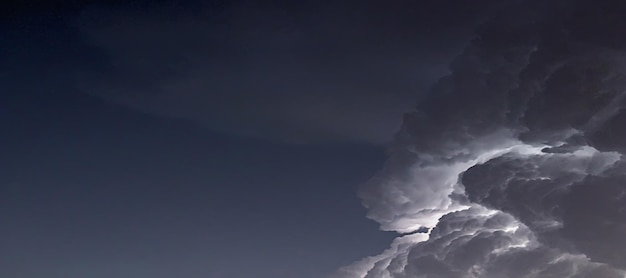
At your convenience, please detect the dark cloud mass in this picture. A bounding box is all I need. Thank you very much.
[335,0,626,277]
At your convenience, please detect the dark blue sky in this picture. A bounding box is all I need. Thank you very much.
[0,1,502,277]
[2,73,395,277]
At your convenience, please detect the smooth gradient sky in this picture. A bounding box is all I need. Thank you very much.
[2,1,511,278]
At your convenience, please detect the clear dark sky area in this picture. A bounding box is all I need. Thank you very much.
[2,88,392,277]
[11,1,626,278]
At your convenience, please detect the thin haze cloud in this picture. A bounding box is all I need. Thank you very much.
[70,1,502,145]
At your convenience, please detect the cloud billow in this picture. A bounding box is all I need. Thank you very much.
[336,0,626,277]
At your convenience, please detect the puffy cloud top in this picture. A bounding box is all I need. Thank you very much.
[336,0,626,277]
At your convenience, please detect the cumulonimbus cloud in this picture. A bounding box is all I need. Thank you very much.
[335,0,626,277]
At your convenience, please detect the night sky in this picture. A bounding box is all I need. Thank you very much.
[3,1,626,278]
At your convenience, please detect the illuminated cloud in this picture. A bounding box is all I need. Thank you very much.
[335,0,626,277]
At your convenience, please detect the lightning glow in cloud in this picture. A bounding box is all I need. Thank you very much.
[334,0,626,277]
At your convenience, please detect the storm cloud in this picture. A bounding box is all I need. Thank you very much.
[336,0,626,277]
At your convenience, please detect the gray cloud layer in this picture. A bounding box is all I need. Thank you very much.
[336,0,626,277]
